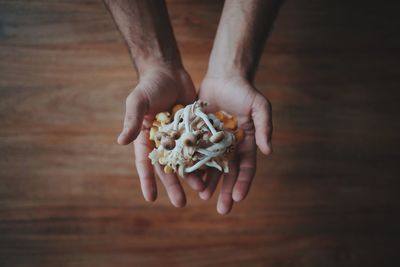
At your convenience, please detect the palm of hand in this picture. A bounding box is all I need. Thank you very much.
[119,68,207,207]
[119,70,272,214]
[198,76,272,214]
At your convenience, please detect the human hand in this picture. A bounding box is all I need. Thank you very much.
[105,0,279,213]
[117,65,205,207]
[198,75,273,214]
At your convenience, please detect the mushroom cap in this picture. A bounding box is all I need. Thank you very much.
[172,104,184,116]
[156,112,171,124]
[164,165,173,174]
[234,128,244,143]
[182,132,196,147]
[193,130,203,140]
[149,126,158,141]
[178,164,186,178]
[161,136,175,150]
[210,131,225,143]
[169,130,181,139]
[155,131,166,141]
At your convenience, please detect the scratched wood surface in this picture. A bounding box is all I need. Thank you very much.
[0,0,399,266]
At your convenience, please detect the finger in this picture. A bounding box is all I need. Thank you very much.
[185,170,205,192]
[199,168,222,200]
[178,70,197,105]
[217,160,239,215]
[233,144,256,202]
[155,163,186,208]
[118,89,149,145]
[252,94,273,155]
[134,130,157,202]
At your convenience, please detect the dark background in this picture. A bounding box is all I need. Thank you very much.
[0,0,399,266]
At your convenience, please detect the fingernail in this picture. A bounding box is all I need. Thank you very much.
[265,142,273,155]
[195,182,205,192]
[232,190,243,202]
[144,194,155,202]
[217,204,229,215]
[117,131,126,144]
[199,191,210,200]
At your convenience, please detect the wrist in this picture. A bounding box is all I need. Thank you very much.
[206,61,251,82]
[206,29,256,82]
[134,60,191,87]
[134,55,183,78]
[131,31,183,76]
[206,50,254,83]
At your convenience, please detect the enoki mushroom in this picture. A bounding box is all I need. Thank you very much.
[148,101,244,178]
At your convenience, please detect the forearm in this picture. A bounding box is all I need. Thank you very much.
[207,0,282,82]
[103,0,182,75]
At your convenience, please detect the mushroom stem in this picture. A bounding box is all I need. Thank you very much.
[185,155,213,173]
[173,108,184,130]
[206,160,223,172]
[207,132,234,151]
[210,131,225,143]
[195,110,217,134]
[183,105,192,133]
[197,148,217,157]
[190,116,201,129]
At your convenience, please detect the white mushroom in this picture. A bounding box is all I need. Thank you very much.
[185,155,213,173]
[184,134,197,147]
[194,109,217,134]
[205,160,223,172]
[148,101,240,176]
[183,104,192,133]
[172,108,184,130]
[210,131,225,143]
[161,136,175,150]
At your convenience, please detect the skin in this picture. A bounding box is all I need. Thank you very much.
[198,0,281,214]
[104,0,204,207]
[104,0,281,213]
[199,77,272,214]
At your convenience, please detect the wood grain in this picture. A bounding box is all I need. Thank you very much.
[1,0,399,266]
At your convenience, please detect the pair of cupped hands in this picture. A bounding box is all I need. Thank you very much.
[117,65,272,215]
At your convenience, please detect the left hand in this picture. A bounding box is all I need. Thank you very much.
[197,75,273,214]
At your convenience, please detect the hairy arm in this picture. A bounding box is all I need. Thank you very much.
[104,0,201,205]
[207,0,282,82]
[104,0,182,75]
[199,0,282,214]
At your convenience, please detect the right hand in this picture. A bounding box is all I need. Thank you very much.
[118,65,205,207]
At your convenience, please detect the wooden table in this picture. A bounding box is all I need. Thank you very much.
[1,1,399,266]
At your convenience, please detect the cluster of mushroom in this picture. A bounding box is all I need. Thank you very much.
[148,101,244,178]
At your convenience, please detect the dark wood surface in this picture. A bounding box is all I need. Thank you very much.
[1,1,399,266]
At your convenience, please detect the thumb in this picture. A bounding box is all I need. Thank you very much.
[117,89,149,145]
[252,94,273,155]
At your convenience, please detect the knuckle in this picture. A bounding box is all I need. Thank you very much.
[265,98,272,111]
[254,94,270,111]
[135,157,149,166]
[124,113,137,122]
[126,89,149,111]
[264,146,273,155]
[125,92,136,105]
